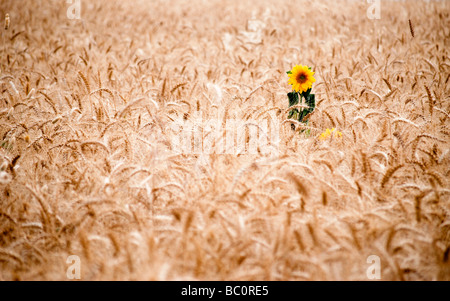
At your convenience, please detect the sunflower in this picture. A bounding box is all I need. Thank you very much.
[319,128,342,140]
[288,65,316,93]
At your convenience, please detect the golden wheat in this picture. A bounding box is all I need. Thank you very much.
[0,0,449,281]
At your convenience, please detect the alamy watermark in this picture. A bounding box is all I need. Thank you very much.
[366,0,381,20]
[366,255,381,279]
[66,0,81,20]
[66,255,81,279]
[167,112,280,156]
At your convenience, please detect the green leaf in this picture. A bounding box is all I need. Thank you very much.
[305,93,315,112]
[288,108,299,120]
[301,88,312,99]
[286,71,292,74]
[298,110,307,123]
[298,93,315,123]
[287,91,299,107]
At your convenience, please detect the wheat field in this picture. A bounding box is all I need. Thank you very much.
[0,0,449,281]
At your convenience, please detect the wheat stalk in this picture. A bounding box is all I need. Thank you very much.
[408,19,415,38]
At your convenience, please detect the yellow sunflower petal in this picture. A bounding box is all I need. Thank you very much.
[287,65,316,93]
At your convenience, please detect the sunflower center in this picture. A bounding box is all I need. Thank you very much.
[296,73,307,83]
